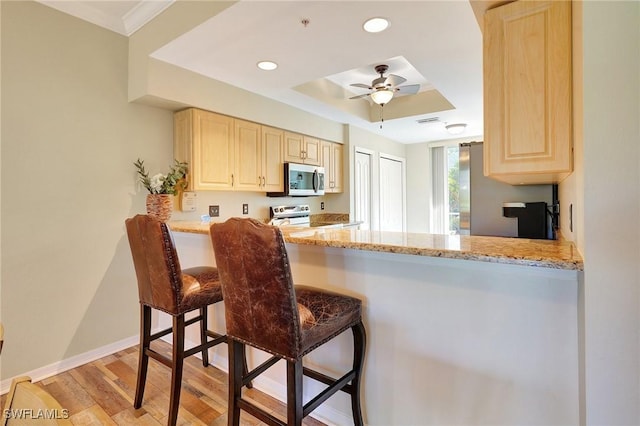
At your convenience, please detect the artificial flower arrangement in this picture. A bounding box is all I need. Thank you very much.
[134,158,189,195]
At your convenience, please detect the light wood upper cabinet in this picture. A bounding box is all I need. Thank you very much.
[261,126,285,192]
[284,132,321,166]
[321,140,343,193]
[303,136,321,165]
[174,108,234,190]
[483,0,572,185]
[234,119,262,191]
[174,109,283,192]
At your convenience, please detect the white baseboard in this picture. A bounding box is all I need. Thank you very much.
[0,334,140,394]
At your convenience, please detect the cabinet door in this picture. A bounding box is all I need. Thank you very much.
[284,132,304,163]
[174,109,195,189]
[302,136,321,166]
[321,141,333,192]
[331,142,344,193]
[234,119,261,191]
[261,126,284,192]
[483,0,572,184]
[194,110,234,190]
[321,140,344,193]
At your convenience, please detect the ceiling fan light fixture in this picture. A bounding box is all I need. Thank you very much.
[370,88,394,105]
[257,61,278,71]
[445,123,467,135]
[363,17,390,33]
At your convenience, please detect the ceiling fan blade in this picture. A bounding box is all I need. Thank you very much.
[349,93,371,100]
[350,83,373,89]
[384,74,407,87]
[395,84,421,95]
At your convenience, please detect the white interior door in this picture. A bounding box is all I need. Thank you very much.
[354,149,372,230]
[379,154,406,232]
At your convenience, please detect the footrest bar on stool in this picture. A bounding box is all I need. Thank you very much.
[149,326,173,341]
[302,370,357,418]
[184,315,203,328]
[206,330,225,340]
[244,355,280,386]
[238,399,286,426]
[145,348,172,368]
[148,316,210,342]
[303,366,356,394]
[183,335,227,358]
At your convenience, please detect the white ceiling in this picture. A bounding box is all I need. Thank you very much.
[37,0,484,144]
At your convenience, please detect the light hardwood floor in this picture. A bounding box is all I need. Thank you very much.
[1,340,326,425]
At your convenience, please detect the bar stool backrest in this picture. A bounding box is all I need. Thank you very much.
[126,214,183,315]
[211,218,302,359]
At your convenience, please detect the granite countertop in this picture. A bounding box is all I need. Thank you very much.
[167,221,583,271]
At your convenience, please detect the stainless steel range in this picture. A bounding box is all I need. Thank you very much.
[269,204,311,227]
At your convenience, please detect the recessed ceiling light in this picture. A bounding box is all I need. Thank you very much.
[363,17,390,33]
[257,61,278,71]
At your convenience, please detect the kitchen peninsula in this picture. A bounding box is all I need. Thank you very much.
[168,222,583,425]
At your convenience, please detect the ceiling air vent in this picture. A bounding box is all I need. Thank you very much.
[416,117,440,124]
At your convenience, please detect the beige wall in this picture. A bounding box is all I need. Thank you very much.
[0,1,175,377]
[581,1,640,424]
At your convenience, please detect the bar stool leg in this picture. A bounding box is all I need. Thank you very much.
[351,321,366,426]
[168,315,185,426]
[199,307,209,367]
[286,360,304,426]
[228,340,244,426]
[134,305,151,409]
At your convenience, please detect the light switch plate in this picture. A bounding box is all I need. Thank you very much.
[209,205,219,217]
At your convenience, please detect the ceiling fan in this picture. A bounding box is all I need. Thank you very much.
[349,64,420,106]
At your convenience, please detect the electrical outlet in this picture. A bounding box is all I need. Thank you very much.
[242,204,249,215]
[321,202,325,210]
[209,205,219,217]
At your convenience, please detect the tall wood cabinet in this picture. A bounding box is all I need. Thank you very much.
[321,140,343,193]
[483,0,572,184]
[174,109,283,192]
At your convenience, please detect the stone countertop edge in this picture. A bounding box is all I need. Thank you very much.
[167,221,584,271]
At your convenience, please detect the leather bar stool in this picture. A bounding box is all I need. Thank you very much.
[210,218,366,426]
[126,214,248,426]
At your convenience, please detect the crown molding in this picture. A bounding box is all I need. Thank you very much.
[123,0,174,35]
[36,1,174,36]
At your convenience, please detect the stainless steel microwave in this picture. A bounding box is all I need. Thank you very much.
[267,162,325,197]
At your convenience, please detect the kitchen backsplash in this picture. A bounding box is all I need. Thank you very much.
[169,190,339,223]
